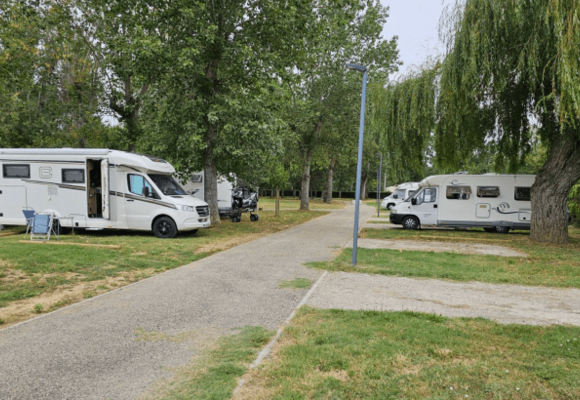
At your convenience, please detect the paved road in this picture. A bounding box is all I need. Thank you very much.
[0,205,374,400]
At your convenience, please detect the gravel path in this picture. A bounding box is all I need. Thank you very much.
[307,272,580,326]
[348,238,527,257]
[0,205,374,400]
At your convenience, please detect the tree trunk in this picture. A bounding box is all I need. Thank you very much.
[275,187,280,217]
[530,134,580,243]
[324,157,335,203]
[300,149,313,210]
[204,122,220,224]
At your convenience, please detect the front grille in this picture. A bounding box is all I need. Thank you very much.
[196,206,209,217]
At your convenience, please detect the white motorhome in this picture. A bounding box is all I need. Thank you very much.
[181,172,234,211]
[0,148,210,238]
[381,182,419,210]
[389,174,536,233]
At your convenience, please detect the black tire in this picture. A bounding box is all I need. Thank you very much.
[250,214,258,222]
[153,217,178,239]
[232,216,241,223]
[483,227,495,233]
[387,203,395,210]
[402,216,420,230]
[494,226,510,234]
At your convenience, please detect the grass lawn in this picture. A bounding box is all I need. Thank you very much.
[236,307,580,400]
[308,227,580,288]
[0,210,325,327]
[259,197,346,210]
[142,326,274,400]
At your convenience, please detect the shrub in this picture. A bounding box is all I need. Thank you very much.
[569,184,580,227]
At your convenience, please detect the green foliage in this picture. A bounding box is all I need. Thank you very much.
[278,278,312,289]
[368,66,438,181]
[569,184,580,227]
[33,303,43,314]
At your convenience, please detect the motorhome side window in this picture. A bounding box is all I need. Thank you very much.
[128,174,154,196]
[514,187,531,201]
[3,164,30,178]
[62,169,85,184]
[446,185,472,200]
[477,186,500,198]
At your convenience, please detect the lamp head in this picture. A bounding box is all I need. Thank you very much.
[346,63,367,73]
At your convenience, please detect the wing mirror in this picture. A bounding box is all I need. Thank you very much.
[393,195,398,199]
[143,187,151,197]
[411,198,417,205]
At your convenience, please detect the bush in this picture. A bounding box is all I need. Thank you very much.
[569,184,580,227]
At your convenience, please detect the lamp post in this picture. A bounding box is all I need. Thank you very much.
[375,153,382,217]
[346,63,368,266]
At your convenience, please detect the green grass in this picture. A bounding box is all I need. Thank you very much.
[0,210,325,321]
[147,326,274,400]
[259,197,346,210]
[278,278,312,289]
[238,307,580,399]
[308,227,580,288]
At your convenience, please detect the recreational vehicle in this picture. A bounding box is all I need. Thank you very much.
[0,149,210,238]
[181,172,259,222]
[389,174,536,232]
[381,182,419,210]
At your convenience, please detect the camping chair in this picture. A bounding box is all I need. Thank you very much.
[30,213,57,241]
[22,208,35,235]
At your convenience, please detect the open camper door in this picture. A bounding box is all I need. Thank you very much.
[101,159,110,220]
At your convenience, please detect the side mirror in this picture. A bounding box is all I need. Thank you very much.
[411,198,417,205]
[143,187,151,197]
[393,195,398,199]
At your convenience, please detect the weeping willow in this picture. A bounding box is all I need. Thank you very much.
[368,66,438,182]
[370,0,580,243]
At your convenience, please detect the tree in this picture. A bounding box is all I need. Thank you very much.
[372,1,580,244]
[436,0,580,243]
[287,0,399,210]
[136,0,316,224]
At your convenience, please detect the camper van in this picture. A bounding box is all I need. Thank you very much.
[181,172,259,222]
[181,172,235,211]
[0,148,210,238]
[389,174,536,232]
[381,182,419,210]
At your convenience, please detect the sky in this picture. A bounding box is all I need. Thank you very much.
[380,0,455,79]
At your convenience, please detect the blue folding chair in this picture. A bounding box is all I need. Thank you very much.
[30,213,57,241]
[22,209,35,235]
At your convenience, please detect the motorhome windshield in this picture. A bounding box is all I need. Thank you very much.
[148,174,187,196]
[392,189,406,199]
[404,190,417,201]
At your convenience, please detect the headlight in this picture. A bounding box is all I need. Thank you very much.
[180,205,195,212]
[390,209,397,215]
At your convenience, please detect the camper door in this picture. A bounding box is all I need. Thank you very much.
[101,159,110,219]
[86,159,110,220]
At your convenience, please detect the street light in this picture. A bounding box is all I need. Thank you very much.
[346,63,368,266]
[375,153,383,218]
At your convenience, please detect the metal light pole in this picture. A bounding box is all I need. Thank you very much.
[346,63,368,266]
[375,153,382,217]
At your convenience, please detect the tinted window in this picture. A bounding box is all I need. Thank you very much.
[446,185,472,200]
[128,174,154,196]
[477,186,500,198]
[514,187,531,201]
[3,164,30,178]
[62,169,85,184]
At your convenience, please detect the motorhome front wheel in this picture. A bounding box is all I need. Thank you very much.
[153,217,178,239]
[402,216,420,230]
